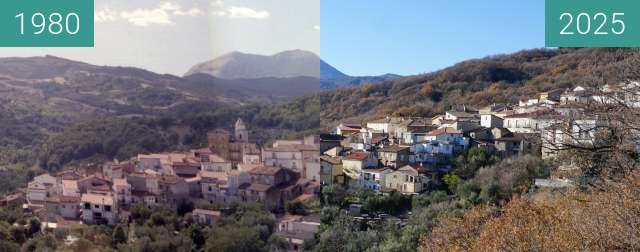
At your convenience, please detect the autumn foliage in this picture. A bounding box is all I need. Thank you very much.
[420,174,640,251]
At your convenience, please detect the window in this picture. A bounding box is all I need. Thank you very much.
[105,205,112,212]
[94,204,100,209]
[84,203,90,209]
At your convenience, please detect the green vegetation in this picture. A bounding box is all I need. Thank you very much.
[308,154,551,251]
[0,202,289,251]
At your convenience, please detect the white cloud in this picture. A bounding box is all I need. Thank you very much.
[313,25,320,31]
[121,7,174,26]
[211,1,270,20]
[96,2,202,27]
[95,8,118,23]
[227,7,270,19]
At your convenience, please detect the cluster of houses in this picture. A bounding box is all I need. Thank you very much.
[322,83,640,193]
[4,119,321,248]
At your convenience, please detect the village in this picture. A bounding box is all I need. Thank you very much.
[2,119,322,249]
[0,82,638,250]
[320,82,639,194]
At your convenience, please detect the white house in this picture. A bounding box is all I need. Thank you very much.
[81,192,117,225]
[361,168,392,190]
[480,114,504,128]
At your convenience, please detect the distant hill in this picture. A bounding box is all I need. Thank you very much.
[320,60,402,88]
[185,50,321,79]
[320,48,637,128]
[185,50,401,89]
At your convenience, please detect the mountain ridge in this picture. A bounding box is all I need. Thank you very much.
[185,49,402,88]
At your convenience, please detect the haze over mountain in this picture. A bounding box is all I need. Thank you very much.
[185,50,402,88]
[185,50,321,79]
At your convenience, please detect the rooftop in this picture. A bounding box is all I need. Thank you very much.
[379,145,410,153]
[81,193,114,205]
[427,127,463,136]
[344,152,369,161]
[192,208,221,217]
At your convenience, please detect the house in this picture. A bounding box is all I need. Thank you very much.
[425,128,469,152]
[304,160,321,182]
[479,103,512,115]
[27,181,49,207]
[342,152,378,183]
[560,86,592,104]
[361,168,392,190]
[412,141,455,164]
[378,145,410,168]
[334,122,362,136]
[276,214,321,251]
[77,175,111,194]
[320,134,344,153]
[503,113,536,133]
[196,150,232,172]
[244,166,300,210]
[201,171,230,205]
[444,111,477,121]
[81,192,117,225]
[59,196,81,219]
[366,117,391,133]
[157,175,190,206]
[480,114,504,128]
[540,89,563,103]
[191,209,221,226]
[262,140,319,179]
[494,133,536,157]
[384,165,432,194]
[112,178,132,206]
[320,156,344,186]
[61,180,80,197]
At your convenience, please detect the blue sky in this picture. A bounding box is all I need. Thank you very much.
[321,0,545,76]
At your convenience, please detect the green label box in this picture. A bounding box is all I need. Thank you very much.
[0,0,94,47]
[546,0,640,47]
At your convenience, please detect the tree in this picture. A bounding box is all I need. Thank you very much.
[205,226,265,252]
[442,173,461,192]
[112,225,127,245]
[10,227,25,244]
[26,218,41,238]
[321,185,347,207]
[186,224,205,250]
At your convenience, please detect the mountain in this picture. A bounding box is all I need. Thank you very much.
[320,60,402,88]
[320,60,349,80]
[320,48,637,128]
[185,50,401,88]
[185,50,321,79]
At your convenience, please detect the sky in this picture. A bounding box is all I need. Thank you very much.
[0,0,320,76]
[321,0,545,76]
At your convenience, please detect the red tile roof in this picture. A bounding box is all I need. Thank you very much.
[344,152,369,161]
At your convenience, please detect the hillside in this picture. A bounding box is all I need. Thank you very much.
[0,55,321,175]
[320,48,636,128]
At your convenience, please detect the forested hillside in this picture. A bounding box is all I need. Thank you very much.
[320,48,635,128]
[0,55,321,192]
